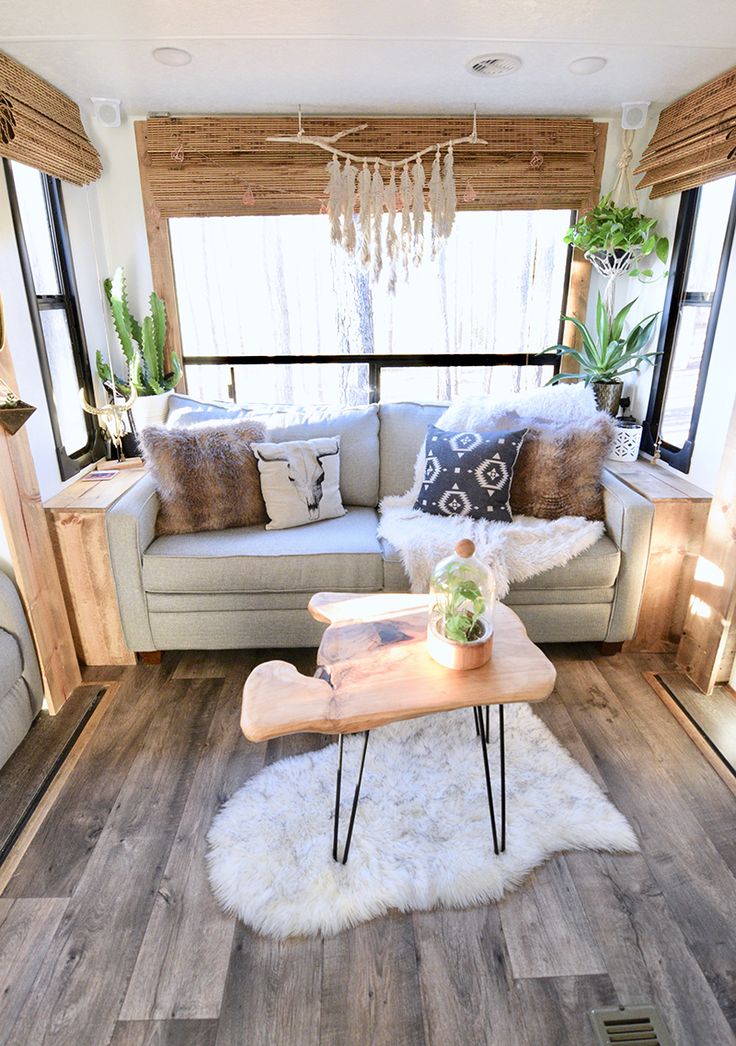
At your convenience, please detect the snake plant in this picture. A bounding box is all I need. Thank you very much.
[543,292,660,385]
[96,266,182,396]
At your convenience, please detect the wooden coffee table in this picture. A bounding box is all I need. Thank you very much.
[241,593,556,863]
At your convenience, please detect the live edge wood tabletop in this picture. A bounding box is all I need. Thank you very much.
[44,461,146,667]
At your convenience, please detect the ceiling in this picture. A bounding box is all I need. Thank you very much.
[2,0,736,119]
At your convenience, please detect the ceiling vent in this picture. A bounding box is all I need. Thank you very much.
[466,54,522,78]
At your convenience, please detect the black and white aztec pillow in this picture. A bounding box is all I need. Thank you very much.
[413,425,528,523]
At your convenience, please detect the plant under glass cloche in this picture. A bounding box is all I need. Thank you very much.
[428,539,497,670]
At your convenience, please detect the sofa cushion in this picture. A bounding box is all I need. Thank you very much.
[0,629,22,699]
[246,404,379,508]
[381,534,621,592]
[143,507,384,594]
[378,402,445,500]
[166,392,251,427]
[0,677,34,771]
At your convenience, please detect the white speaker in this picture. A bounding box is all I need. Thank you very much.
[621,101,650,131]
[91,97,122,128]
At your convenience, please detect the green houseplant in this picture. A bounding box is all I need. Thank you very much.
[543,292,660,415]
[96,266,181,429]
[565,194,669,281]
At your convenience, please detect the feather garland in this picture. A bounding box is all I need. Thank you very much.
[341,160,357,253]
[385,166,398,293]
[326,155,343,245]
[371,163,384,280]
[399,164,412,277]
[358,162,372,267]
[412,158,425,264]
[428,148,444,258]
[442,146,456,239]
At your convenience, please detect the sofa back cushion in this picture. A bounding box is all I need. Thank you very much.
[165,392,251,427]
[378,402,445,500]
[245,404,380,508]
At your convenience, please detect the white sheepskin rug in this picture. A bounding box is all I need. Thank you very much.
[207,703,638,939]
[378,384,607,594]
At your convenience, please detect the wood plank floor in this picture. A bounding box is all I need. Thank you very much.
[0,645,734,1046]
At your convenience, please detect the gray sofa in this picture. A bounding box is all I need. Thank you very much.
[107,400,655,653]
[0,569,44,769]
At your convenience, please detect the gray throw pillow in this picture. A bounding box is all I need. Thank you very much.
[413,425,528,522]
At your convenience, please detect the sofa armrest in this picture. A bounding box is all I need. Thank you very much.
[106,473,160,652]
[0,570,44,714]
[601,468,655,643]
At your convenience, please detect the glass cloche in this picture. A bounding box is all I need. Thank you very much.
[427,539,497,670]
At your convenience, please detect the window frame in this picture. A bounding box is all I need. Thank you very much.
[4,159,103,480]
[175,210,574,404]
[642,178,736,472]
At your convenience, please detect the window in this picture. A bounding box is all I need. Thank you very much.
[643,175,736,471]
[169,209,572,405]
[4,159,100,479]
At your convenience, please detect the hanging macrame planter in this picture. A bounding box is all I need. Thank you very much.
[0,295,36,435]
[267,111,484,292]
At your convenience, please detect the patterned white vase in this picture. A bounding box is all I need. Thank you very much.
[607,421,643,462]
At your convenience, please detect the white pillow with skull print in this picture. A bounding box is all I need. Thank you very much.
[251,436,345,530]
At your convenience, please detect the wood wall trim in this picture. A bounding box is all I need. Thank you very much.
[0,331,81,712]
[676,392,736,693]
[134,121,184,385]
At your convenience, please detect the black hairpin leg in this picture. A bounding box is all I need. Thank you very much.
[499,704,506,852]
[332,730,370,864]
[473,703,507,856]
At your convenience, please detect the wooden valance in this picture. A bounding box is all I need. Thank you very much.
[636,66,736,199]
[0,51,102,186]
[137,115,606,217]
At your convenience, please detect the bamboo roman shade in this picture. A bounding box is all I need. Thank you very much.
[0,51,102,186]
[137,115,605,217]
[636,66,736,199]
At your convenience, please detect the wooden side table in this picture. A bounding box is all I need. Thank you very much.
[44,462,146,666]
[605,458,711,652]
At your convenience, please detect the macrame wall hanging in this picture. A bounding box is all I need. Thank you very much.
[267,110,487,292]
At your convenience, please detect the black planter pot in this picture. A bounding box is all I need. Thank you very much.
[592,380,623,417]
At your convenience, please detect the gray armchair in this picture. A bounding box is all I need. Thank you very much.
[0,569,44,769]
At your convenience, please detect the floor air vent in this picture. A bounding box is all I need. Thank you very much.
[590,1005,673,1045]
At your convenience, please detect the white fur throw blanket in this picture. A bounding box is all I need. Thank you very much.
[378,385,606,595]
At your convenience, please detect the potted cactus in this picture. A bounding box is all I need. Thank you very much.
[96,266,181,432]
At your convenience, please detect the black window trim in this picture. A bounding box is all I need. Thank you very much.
[642,178,736,472]
[176,209,575,404]
[4,158,104,480]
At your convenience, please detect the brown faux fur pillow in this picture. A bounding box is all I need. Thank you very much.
[504,413,615,521]
[140,420,268,535]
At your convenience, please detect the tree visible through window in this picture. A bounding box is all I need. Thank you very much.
[169,209,571,405]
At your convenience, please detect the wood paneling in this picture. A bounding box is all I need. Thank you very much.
[0,332,81,712]
[677,395,736,692]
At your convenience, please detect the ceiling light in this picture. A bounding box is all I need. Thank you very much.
[466,54,522,78]
[152,47,192,67]
[568,56,607,76]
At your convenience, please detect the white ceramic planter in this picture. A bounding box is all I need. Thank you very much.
[130,392,170,433]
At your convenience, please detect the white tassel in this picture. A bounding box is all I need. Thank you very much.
[358,162,372,267]
[442,145,456,239]
[385,167,398,293]
[399,164,412,278]
[341,160,357,253]
[325,155,343,246]
[371,163,384,280]
[428,148,444,257]
[412,158,425,265]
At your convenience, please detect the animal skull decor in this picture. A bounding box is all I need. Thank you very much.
[255,441,338,518]
[80,385,137,459]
